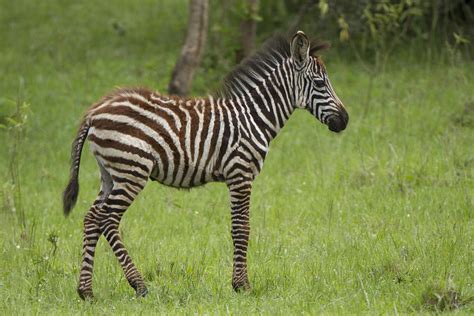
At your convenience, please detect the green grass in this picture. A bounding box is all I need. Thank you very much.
[1,1,473,314]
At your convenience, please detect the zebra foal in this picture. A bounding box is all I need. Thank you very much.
[63,31,348,299]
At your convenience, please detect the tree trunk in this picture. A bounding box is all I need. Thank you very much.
[168,0,209,96]
[236,0,259,63]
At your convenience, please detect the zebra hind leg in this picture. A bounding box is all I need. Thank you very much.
[77,163,113,300]
[98,176,149,297]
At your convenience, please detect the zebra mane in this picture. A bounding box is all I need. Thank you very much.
[215,33,329,99]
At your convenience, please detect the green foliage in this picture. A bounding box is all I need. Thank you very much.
[337,15,350,42]
[255,0,473,62]
[362,0,424,51]
[0,97,29,130]
[234,0,262,22]
[1,80,30,233]
[203,0,473,84]
[318,0,329,18]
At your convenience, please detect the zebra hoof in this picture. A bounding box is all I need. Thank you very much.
[77,287,94,300]
[232,280,251,292]
[136,286,148,298]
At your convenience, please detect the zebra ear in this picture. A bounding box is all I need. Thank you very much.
[290,31,310,65]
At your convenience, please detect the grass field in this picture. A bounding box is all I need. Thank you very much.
[1,1,473,314]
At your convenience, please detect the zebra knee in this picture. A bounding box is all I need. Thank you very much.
[99,218,117,236]
[83,207,101,233]
[99,213,124,242]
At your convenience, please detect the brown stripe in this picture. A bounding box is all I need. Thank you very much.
[88,134,154,161]
[117,94,180,135]
[104,163,149,181]
[95,152,150,173]
[94,105,182,182]
[214,104,233,173]
[201,101,221,183]
[90,119,169,178]
[112,175,145,190]
[190,103,212,184]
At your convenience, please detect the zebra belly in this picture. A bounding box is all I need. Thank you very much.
[149,159,221,188]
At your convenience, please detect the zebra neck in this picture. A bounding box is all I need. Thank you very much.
[223,59,296,146]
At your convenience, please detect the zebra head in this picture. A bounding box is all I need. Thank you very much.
[290,31,348,133]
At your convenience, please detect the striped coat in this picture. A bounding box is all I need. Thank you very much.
[63,31,348,300]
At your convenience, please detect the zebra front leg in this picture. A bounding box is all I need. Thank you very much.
[227,179,252,291]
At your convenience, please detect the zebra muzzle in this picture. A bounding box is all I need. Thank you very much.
[327,109,348,133]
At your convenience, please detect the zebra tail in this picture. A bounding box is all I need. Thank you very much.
[63,118,90,217]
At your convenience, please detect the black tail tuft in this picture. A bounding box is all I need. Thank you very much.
[63,177,79,217]
[62,117,90,217]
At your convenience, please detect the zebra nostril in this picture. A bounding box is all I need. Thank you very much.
[327,117,341,132]
[327,113,347,133]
